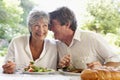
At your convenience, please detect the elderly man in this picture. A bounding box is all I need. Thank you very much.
[49,6,120,69]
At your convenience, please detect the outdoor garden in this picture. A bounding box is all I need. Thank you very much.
[0,0,120,65]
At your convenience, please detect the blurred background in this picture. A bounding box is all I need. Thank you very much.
[0,0,120,65]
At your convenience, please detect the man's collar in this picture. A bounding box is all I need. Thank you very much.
[73,28,81,41]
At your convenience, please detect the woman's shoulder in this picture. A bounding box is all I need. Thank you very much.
[11,35,29,42]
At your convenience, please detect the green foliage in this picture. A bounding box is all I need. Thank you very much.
[81,0,120,50]
[20,0,35,26]
[0,0,26,56]
[83,0,120,34]
[0,47,7,56]
[2,0,23,26]
[0,0,23,41]
[105,33,120,47]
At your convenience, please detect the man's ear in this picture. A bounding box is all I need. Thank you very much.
[65,22,71,28]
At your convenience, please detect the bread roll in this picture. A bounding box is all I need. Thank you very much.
[81,69,98,80]
[81,67,120,80]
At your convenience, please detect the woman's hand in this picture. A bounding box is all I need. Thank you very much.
[87,61,102,69]
[2,61,16,74]
[58,54,71,68]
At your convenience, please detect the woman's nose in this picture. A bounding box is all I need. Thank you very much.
[37,26,44,32]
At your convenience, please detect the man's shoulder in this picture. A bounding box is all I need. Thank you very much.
[77,30,100,40]
[80,30,96,34]
[45,38,57,45]
[78,30,98,37]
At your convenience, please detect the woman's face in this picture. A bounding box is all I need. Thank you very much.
[31,19,48,41]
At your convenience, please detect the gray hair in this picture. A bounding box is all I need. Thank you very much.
[49,7,77,31]
[27,8,50,32]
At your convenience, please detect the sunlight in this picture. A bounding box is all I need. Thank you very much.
[32,0,88,26]
[3,0,20,7]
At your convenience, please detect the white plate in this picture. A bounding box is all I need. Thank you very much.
[58,69,80,76]
[23,70,56,75]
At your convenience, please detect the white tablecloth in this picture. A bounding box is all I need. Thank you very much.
[0,70,81,80]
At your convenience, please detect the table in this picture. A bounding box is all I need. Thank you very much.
[0,69,81,80]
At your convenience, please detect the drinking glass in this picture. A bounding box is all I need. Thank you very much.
[70,54,97,69]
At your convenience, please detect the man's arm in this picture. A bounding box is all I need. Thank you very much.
[104,62,120,68]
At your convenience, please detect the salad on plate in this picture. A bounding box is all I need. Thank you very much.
[23,61,55,74]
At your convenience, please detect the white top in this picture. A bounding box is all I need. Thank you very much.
[57,29,120,69]
[4,35,58,70]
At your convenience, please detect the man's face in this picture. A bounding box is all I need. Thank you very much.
[50,19,66,41]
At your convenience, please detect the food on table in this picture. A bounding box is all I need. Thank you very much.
[62,66,83,73]
[81,66,120,80]
[24,61,52,72]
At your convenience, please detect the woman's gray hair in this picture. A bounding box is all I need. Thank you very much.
[27,7,50,32]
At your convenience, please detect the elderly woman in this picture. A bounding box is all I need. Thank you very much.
[2,8,57,74]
